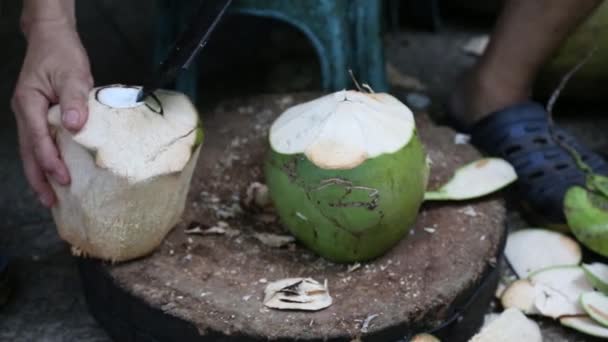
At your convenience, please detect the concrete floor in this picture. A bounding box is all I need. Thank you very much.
[0,1,607,341]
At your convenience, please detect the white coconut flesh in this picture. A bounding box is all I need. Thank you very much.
[504,228,582,278]
[529,266,594,319]
[468,308,542,342]
[581,291,608,327]
[48,85,199,183]
[500,279,539,315]
[583,263,608,294]
[560,316,608,338]
[269,90,416,170]
[423,158,517,201]
[410,333,440,342]
[96,86,142,108]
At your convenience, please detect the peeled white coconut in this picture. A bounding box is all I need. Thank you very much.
[504,228,582,278]
[583,262,608,294]
[48,85,202,262]
[423,158,516,201]
[581,291,608,327]
[468,308,542,342]
[500,279,539,315]
[560,316,608,338]
[529,266,594,319]
[263,278,332,311]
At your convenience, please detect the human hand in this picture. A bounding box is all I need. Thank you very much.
[11,20,93,208]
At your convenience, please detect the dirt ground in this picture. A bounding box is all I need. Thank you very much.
[0,1,607,341]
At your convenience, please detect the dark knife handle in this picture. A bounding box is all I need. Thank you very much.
[138,0,233,101]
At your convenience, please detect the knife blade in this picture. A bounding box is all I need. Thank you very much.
[136,0,233,102]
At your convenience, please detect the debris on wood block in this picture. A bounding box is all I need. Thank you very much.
[185,221,240,237]
[243,182,272,210]
[359,313,379,333]
[253,233,295,248]
[263,278,332,311]
[468,308,542,342]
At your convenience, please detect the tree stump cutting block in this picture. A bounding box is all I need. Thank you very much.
[78,93,507,342]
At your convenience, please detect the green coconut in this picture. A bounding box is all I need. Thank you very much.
[265,90,429,263]
[564,185,608,257]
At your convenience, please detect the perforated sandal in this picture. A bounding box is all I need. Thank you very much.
[469,101,608,229]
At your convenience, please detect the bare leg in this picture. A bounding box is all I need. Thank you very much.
[450,0,602,128]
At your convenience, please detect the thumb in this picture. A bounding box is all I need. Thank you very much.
[57,72,93,132]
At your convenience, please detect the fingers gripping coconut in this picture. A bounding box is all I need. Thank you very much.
[47,85,203,262]
[265,90,430,262]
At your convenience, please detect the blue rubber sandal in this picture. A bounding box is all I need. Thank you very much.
[469,101,608,229]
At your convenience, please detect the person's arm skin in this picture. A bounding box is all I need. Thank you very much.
[12,0,93,208]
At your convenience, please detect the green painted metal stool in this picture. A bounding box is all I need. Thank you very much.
[155,0,388,100]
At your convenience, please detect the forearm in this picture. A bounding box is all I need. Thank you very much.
[20,0,76,37]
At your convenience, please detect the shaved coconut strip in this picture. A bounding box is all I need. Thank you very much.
[581,291,608,327]
[269,90,415,170]
[560,316,608,338]
[529,266,594,319]
[583,263,608,294]
[505,228,582,278]
[424,158,516,201]
[469,308,542,342]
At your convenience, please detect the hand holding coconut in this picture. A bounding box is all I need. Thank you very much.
[11,0,93,207]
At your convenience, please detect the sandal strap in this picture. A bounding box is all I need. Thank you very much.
[469,101,608,224]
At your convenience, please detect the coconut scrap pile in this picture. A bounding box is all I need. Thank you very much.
[485,228,608,340]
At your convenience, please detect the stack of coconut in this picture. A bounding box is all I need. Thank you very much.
[497,228,608,340]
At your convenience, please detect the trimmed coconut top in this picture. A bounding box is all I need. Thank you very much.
[269,90,416,170]
[48,85,200,183]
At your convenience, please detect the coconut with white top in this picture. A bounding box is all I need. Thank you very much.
[48,85,203,262]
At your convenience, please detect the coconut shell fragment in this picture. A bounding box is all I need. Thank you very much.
[560,316,608,338]
[583,262,608,295]
[423,158,516,201]
[581,291,608,327]
[263,278,332,311]
[468,308,542,342]
[504,228,582,278]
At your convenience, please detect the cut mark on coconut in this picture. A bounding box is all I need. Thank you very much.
[501,279,539,315]
[581,291,608,327]
[560,316,608,338]
[469,308,542,342]
[529,266,593,319]
[583,263,608,294]
[424,158,516,201]
[263,278,332,311]
[504,228,582,278]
